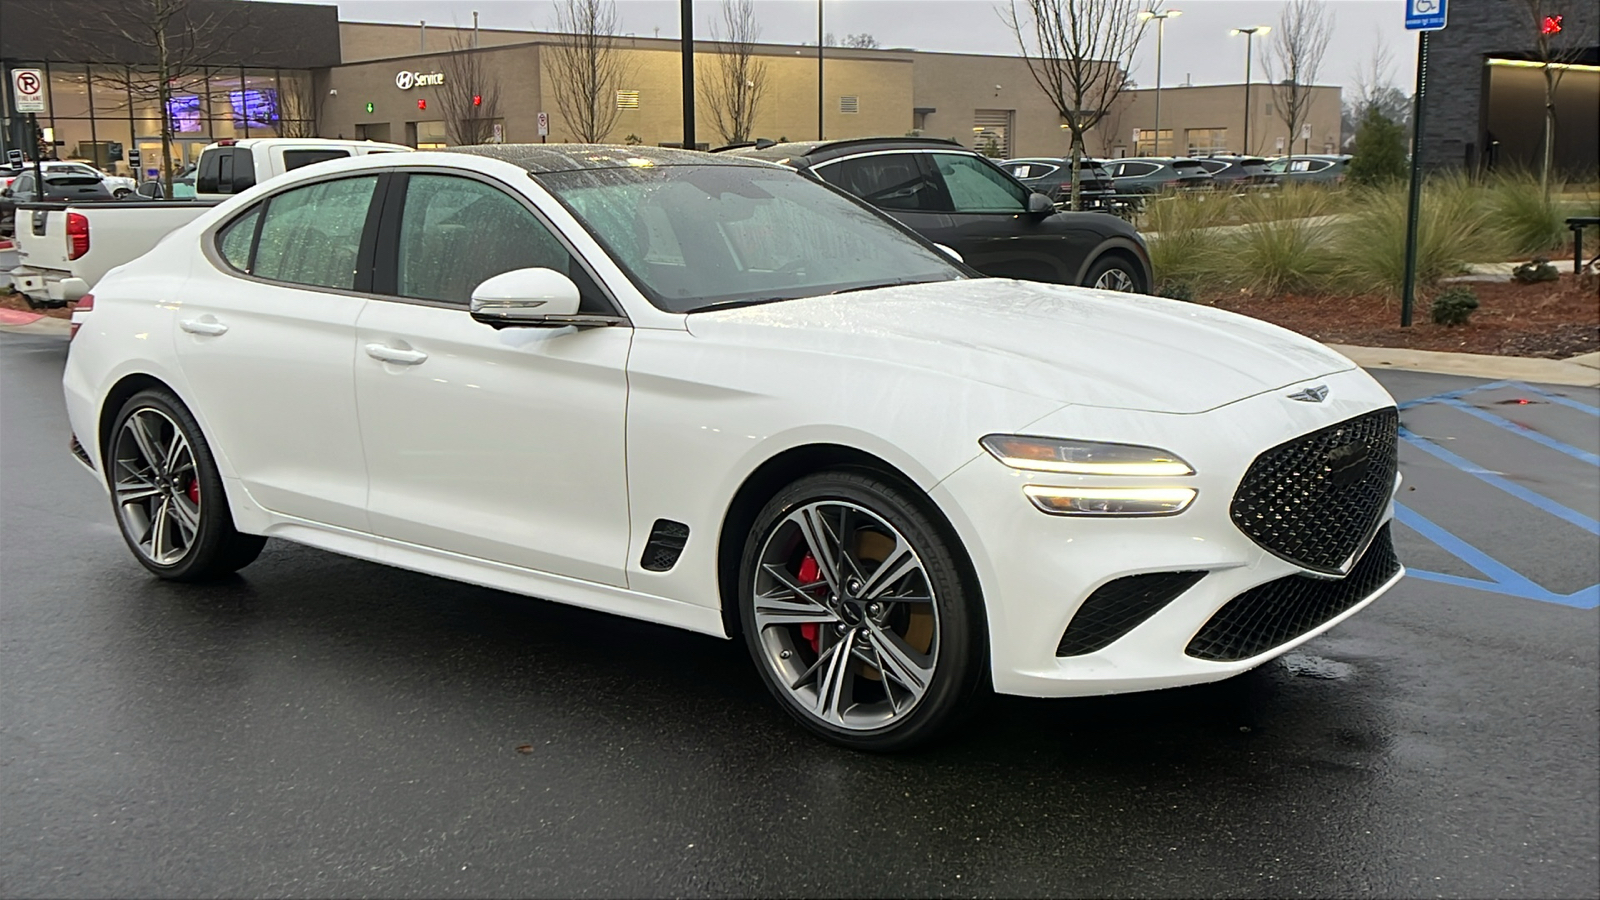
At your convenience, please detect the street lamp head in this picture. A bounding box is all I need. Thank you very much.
[1141,9,1182,21]
[1231,25,1271,36]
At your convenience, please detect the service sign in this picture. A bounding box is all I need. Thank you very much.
[395,70,445,90]
[11,68,46,113]
[1406,0,1448,31]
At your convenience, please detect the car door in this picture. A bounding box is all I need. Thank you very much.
[920,151,1083,284]
[811,150,955,244]
[353,169,633,586]
[174,172,382,530]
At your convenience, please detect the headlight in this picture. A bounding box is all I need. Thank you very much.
[980,435,1194,476]
[1023,486,1197,517]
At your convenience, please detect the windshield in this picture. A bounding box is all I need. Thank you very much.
[538,164,966,313]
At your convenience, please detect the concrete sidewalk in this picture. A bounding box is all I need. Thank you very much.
[0,307,69,336]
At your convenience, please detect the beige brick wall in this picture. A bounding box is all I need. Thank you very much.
[1111,84,1344,158]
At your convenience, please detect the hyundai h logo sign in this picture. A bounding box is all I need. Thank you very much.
[396,70,445,90]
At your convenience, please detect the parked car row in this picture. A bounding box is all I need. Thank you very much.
[998,153,1353,211]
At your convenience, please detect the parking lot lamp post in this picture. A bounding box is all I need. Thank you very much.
[1139,9,1182,156]
[1230,26,1269,155]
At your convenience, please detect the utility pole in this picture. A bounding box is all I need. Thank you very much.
[1231,25,1269,155]
[817,1,825,140]
[1140,9,1182,155]
[680,0,695,150]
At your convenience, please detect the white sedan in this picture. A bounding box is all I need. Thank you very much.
[48,161,138,197]
[62,147,1404,750]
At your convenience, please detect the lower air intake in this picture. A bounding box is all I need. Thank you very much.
[1186,524,1400,662]
[640,519,690,572]
[1057,570,1206,656]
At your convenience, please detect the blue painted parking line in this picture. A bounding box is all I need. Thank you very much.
[1388,379,1599,608]
[1398,429,1600,536]
[1436,397,1600,466]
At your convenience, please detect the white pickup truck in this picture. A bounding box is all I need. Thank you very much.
[8,138,408,307]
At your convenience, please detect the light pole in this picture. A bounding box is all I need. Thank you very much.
[1138,9,1181,156]
[1230,26,1269,155]
[818,0,825,140]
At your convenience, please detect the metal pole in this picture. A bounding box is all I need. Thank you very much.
[817,0,824,140]
[1243,33,1252,155]
[1153,19,1163,154]
[680,0,695,150]
[1400,30,1430,328]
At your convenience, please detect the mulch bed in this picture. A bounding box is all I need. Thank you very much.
[0,289,73,320]
[1204,274,1600,359]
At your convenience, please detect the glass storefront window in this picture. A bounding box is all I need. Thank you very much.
[47,65,93,119]
[90,67,131,117]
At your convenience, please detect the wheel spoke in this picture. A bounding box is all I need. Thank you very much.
[162,432,188,473]
[148,497,172,562]
[864,621,932,703]
[790,506,843,592]
[127,413,164,470]
[813,630,856,724]
[753,591,839,627]
[858,539,920,601]
[115,482,163,504]
[169,496,200,543]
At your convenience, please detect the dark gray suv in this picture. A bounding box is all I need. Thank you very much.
[721,138,1153,294]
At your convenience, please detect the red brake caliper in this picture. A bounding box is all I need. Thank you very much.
[797,554,823,653]
[186,479,200,504]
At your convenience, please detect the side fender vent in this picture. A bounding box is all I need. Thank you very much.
[641,519,691,572]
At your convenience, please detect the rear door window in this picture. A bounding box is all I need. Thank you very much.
[282,149,352,171]
[216,204,263,273]
[815,153,945,212]
[251,176,378,291]
[927,153,1027,214]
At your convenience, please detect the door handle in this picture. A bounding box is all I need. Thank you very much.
[179,318,228,336]
[364,343,428,365]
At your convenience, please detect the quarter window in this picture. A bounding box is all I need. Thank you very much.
[816,154,944,212]
[928,153,1026,214]
[251,176,378,291]
[216,204,262,272]
[393,174,598,308]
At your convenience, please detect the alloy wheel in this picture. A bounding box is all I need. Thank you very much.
[111,408,202,566]
[751,501,939,731]
[1094,267,1137,292]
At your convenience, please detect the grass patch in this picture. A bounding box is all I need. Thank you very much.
[1485,170,1570,257]
[1331,173,1495,300]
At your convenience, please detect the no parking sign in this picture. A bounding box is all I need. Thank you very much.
[11,68,46,113]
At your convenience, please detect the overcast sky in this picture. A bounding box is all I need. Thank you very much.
[293,0,1419,90]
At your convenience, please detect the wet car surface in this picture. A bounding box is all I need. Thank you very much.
[3,332,1596,897]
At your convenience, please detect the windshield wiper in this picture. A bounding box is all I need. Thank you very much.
[686,296,800,313]
[828,277,941,296]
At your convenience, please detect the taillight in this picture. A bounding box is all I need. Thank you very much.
[69,293,93,340]
[66,212,89,260]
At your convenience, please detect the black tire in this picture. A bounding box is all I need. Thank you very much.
[738,470,988,751]
[107,388,265,581]
[1083,253,1147,294]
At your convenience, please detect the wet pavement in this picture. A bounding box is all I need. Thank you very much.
[3,331,1597,898]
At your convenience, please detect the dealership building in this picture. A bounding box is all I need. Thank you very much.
[78,0,1600,180]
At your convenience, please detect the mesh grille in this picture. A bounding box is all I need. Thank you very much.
[1057,571,1206,657]
[1230,407,1398,574]
[1186,524,1399,662]
[640,519,690,572]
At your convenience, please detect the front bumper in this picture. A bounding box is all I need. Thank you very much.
[931,366,1403,698]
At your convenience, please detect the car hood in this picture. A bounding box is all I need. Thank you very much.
[686,279,1355,414]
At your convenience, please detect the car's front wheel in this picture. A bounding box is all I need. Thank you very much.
[108,389,265,581]
[739,471,987,751]
[1084,254,1146,293]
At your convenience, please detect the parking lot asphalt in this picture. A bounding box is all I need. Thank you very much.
[3,331,1596,899]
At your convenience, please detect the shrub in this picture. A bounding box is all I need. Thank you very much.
[1346,107,1408,187]
[1142,192,1232,291]
[1211,186,1339,295]
[1431,286,1479,325]
[1487,171,1568,256]
[1512,257,1559,283]
[1332,174,1495,299]
[1156,280,1195,302]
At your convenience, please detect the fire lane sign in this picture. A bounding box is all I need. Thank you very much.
[1406,0,1448,31]
[11,68,46,113]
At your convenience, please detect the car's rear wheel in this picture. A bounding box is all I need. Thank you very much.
[1085,254,1146,293]
[739,471,987,751]
[108,389,265,581]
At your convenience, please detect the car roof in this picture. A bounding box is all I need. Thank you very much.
[448,143,768,174]
[721,137,967,166]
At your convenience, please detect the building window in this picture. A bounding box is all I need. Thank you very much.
[616,90,640,110]
[1133,128,1173,155]
[839,96,859,114]
[1186,128,1228,154]
[415,120,447,149]
[972,109,1014,158]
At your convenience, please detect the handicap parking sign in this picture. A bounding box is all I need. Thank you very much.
[1406,0,1447,31]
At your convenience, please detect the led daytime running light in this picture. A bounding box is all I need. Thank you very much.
[1023,486,1198,517]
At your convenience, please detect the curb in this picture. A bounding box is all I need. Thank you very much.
[1328,343,1600,388]
[0,308,71,336]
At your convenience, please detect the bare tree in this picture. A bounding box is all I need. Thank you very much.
[1349,29,1394,120]
[1002,0,1147,210]
[46,0,257,190]
[272,74,324,139]
[438,34,503,145]
[1517,0,1595,191]
[701,0,768,144]
[547,0,633,143]
[841,33,880,49]
[1261,0,1333,155]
